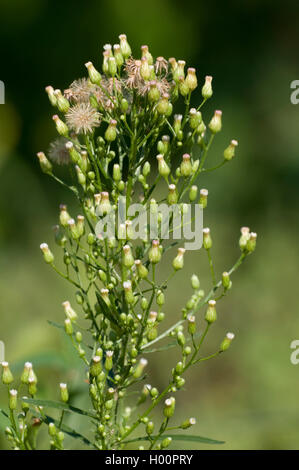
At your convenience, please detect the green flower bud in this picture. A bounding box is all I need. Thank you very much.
[199,189,208,208]
[75,332,82,343]
[90,356,102,377]
[60,383,69,403]
[156,154,170,177]
[205,300,217,324]
[172,247,185,271]
[133,358,148,379]
[185,67,198,91]
[175,376,185,389]
[57,431,64,444]
[138,384,151,404]
[173,60,185,83]
[222,271,232,290]
[113,44,124,67]
[64,318,73,336]
[108,57,117,77]
[177,331,186,347]
[161,437,172,449]
[102,50,110,74]
[121,98,129,113]
[40,243,54,264]
[113,164,121,182]
[85,61,101,85]
[239,226,250,251]
[76,215,85,238]
[105,119,117,142]
[140,56,151,80]
[54,89,70,113]
[119,34,131,59]
[180,154,192,177]
[123,281,135,304]
[163,397,175,418]
[65,141,80,164]
[104,350,114,371]
[146,421,154,435]
[141,45,153,65]
[148,240,161,264]
[100,288,111,307]
[180,417,196,429]
[175,361,184,375]
[220,332,235,351]
[98,191,112,216]
[118,180,125,191]
[246,232,257,253]
[148,80,160,103]
[183,346,192,356]
[173,114,182,136]
[167,184,178,205]
[203,228,212,250]
[141,297,149,310]
[59,204,71,227]
[178,77,189,97]
[156,290,165,306]
[28,378,37,396]
[142,161,151,177]
[135,259,149,279]
[122,245,134,268]
[187,314,196,335]
[52,114,68,137]
[209,110,222,134]
[36,152,52,174]
[48,422,57,437]
[187,185,197,203]
[9,389,18,410]
[45,86,57,107]
[156,93,170,115]
[191,274,200,290]
[202,75,213,99]
[189,108,202,129]
[75,165,86,187]
[1,362,13,385]
[224,139,238,161]
[62,301,78,322]
[150,387,159,398]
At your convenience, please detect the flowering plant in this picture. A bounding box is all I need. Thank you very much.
[1,34,256,450]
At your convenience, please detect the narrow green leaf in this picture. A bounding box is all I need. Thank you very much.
[124,434,225,445]
[47,320,93,350]
[22,398,97,419]
[0,409,9,419]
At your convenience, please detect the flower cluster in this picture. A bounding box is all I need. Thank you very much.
[2,34,257,450]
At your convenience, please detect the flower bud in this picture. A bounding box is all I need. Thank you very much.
[108,57,117,77]
[178,77,189,97]
[113,44,124,67]
[40,243,54,264]
[9,389,18,410]
[187,314,196,335]
[76,215,85,238]
[98,192,112,216]
[54,89,70,113]
[202,75,213,99]
[141,45,153,65]
[105,119,117,142]
[148,240,161,264]
[205,300,217,324]
[122,245,134,268]
[185,67,198,91]
[142,161,151,177]
[246,232,257,253]
[102,50,110,74]
[119,34,132,59]
[161,437,172,449]
[45,86,57,106]
[140,57,151,81]
[90,355,102,377]
[239,226,250,251]
[180,417,196,429]
[1,362,13,385]
[156,93,170,115]
[167,184,178,205]
[173,60,185,83]
[203,228,212,249]
[141,297,149,310]
[199,189,208,208]
[222,271,232,290]
[173,113,182,136]
[36,152,52,174]
[220,332,235,351]
[163,397,175,418]
[123,281,135,304]
[224,139,238,161]
[65,141,80,164]
[121,98,129,113]
[189,108,202,129]
[135,260,148,279]
[64,318,73,335]
[148,80,160,103]
[133,358,148,379]
[52,115,68,137]
[156,290,165,306]
[177,330,186,347]
[180,154,192,177]
[85,61,101,85]
[59,204,71,227]
[59,383,69,403]
[48,422,57,437]
[113,164,121,182]
[104,350,114,371]
[156,154,170,178]
[100,288,111,307]
[172,247,185,271]
[62,301,78,322]
[209,110,222,134]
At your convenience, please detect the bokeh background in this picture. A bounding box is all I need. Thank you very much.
[1,0,299,450]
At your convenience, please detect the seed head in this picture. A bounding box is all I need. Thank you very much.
[66,103,101,134]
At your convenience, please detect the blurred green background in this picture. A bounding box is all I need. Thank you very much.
[1,0,299,450]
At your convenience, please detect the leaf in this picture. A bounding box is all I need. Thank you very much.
[47,321,93,350]
[95,292,122,335]
[0,409,9,419]
[124,434,225,445]
[22,398,97,419]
